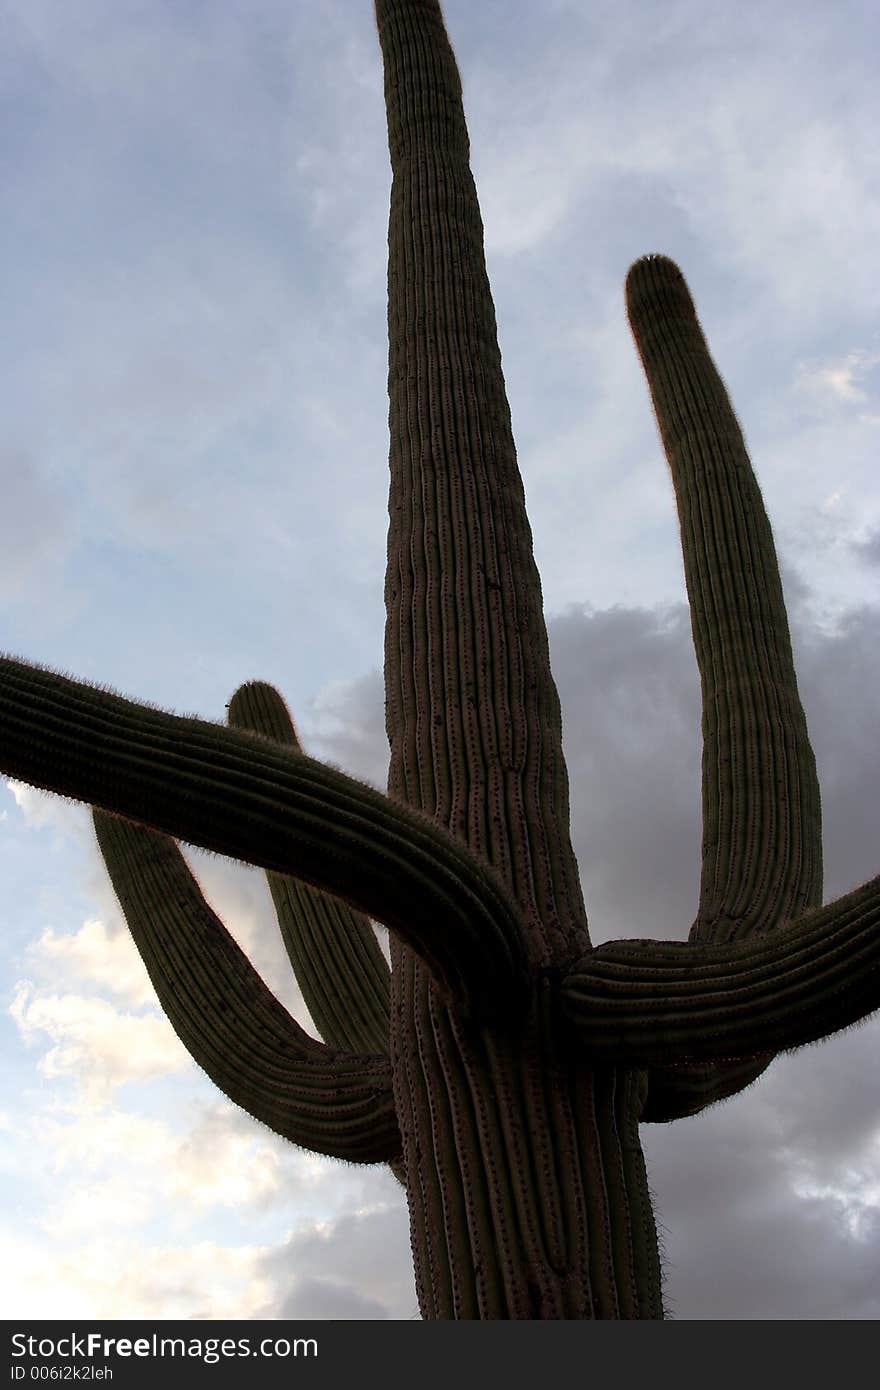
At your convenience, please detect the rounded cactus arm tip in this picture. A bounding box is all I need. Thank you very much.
[226,678,392,1057]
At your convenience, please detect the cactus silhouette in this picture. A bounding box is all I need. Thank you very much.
[1,0,879,1318]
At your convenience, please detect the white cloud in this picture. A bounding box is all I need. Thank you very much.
[169,1104,284,1210]
[795,349,880,407]
[3,1075,406,1316]
[11,811,315,1027]
[9,982,187,1102]
[41,1104,176,1176]
[1,1050,357,1317]
[791,1166,880,1246]
[5,780,75,833]
[42,1176,154,1241]
[29,918,156,1008]
[36,1099,287,1217]
[0,1228,273,1321]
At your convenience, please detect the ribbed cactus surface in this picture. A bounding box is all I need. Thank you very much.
[1,0,878,1318]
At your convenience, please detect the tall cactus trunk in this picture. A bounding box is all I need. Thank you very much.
[390,963,662,1316]
[378,0,661,1317]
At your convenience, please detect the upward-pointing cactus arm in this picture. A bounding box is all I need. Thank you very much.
[226,680,391,1057]
[625,255,823,948]
[618,256,826,1114]
[92,810,400,1162]
[0,655,529,1019]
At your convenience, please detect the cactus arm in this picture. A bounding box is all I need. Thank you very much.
[226,681,391,1056]
[0,654,529,1019]
[92,810,400,1162]
[639,1056,773,1123]
[619,256,830,1113]
[626,255,823,946]
[560,870,880,1064]
[376,0,588,963]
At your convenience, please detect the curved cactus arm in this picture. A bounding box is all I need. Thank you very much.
[626,255,823,946]
[640,1056,773,1123]
[92,810,400,1162]
[560,871,880,1065]
[226,680,391,1057]
[0,654,530,1020]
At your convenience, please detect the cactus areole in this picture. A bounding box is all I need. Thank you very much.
[1,0,879,1319]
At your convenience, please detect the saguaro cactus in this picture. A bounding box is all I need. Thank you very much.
[1,0,878,1318]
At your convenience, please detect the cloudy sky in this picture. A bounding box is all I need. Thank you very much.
[1,0,879,1321]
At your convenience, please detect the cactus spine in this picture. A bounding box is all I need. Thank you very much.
[1,0,879,1317]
